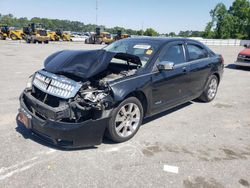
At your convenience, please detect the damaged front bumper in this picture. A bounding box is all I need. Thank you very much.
[18,91,110,148]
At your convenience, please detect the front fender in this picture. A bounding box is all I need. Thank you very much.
[109,74,152,102]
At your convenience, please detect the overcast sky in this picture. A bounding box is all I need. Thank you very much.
[0,0,235,33]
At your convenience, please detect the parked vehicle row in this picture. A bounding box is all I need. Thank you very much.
[0,25,130,45]
[85,28,130,44]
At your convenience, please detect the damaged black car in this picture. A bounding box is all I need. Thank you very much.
[18,38,224,148]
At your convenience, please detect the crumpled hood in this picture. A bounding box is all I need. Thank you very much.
[44,49,115,79]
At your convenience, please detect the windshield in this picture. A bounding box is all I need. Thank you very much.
[104,39,158,67]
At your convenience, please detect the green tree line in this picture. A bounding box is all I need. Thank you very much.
[0,13,148,36]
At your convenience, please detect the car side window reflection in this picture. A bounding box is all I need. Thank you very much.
[187,44,208,61]
[159,45,185,65]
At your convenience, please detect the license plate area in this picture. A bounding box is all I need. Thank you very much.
[18,108,32,129]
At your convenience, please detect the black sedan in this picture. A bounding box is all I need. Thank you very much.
[18,37,224,148]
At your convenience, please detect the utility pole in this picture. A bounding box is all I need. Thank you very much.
[96,0,98,26]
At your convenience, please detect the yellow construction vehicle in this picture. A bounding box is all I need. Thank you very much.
[23,23,50,44]
[101,32,114,44]
[0,26,23,40]
[47,30,71,41]
[48,31,60,41]
[114,30,130,41]
[0,26,8,40]
[9,29,23,40]
[85,28,100,44]
[85,28,114,44]
[56,29,71,41]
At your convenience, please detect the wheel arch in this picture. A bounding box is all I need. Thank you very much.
[125,90,148,117]
[213,72,220,84]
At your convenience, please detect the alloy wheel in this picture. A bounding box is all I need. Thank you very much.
[207,78,218,100]
[115,103,141,138]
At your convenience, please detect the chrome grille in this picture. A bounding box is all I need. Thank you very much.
[33,70,82,99]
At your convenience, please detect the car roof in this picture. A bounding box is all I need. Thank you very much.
[123,37,202,46]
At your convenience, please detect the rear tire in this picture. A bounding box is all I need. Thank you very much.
[26,38,31,43]
[235,65,241,69]
[21,34,25,40]
[198,75,219,102]
[106,97,143,143]
[31,38,36,44]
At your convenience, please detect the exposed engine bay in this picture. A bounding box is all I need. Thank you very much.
[24,52,140,124]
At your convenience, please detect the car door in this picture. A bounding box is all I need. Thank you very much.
[151,41,190,114]
[185,42,212,97]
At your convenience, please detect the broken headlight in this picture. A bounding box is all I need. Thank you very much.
[79,89,113,110]
[26,74,34,90]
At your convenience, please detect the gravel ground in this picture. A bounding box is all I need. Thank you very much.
[0,40,249,188]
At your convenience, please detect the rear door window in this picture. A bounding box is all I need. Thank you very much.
[187,44,208,61]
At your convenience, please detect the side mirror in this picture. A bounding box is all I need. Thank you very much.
[157,61,175,71]
[244,44,248,48]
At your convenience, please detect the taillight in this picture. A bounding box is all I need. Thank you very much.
[220,55,224,64]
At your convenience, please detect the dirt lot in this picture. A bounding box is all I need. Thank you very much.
[0,40,250,188]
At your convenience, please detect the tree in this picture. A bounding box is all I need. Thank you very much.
[211,3,230,38]
[0,14,15,26]
[229,0,250,39]
[218,13,236,39]
[168,32,176,37]
[203,21,215,38]
[136,30,144,36]
[143,28,158,36]
[204,0,250,39]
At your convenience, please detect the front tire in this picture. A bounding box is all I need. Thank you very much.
[10,34,17,40]
[198,75,219,102]
[0,34,6,40]
[106,97,143,143]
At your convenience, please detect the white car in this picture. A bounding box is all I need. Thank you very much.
[70,33,90,42]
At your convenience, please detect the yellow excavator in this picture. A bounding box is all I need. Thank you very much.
[23,23,50,44]
[0,26,23,40]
